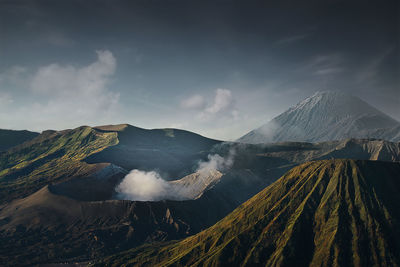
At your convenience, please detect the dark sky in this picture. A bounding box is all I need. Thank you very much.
[0,0,399,139]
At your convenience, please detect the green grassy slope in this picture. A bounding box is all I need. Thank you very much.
[0,126,118,203]
[0,129,39,151]
[99,159,400,267]
[0,124,220,204]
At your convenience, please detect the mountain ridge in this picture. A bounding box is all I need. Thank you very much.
[98,159,400,267]
[238,91,400,143]
[1,124,400,265]
[0,124,221,204]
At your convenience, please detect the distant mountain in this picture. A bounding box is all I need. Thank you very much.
[0,129,39,151]
[99,159,400,267]
[238,91,400,143]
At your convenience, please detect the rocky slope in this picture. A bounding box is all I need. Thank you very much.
[99,159,400,267]
[239,91,400,143]
[168,170,223,200]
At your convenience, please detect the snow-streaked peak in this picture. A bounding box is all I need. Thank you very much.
[238,90,400,143]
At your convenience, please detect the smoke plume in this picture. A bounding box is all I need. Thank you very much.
[196,148,235,174]
[115,149,236,201]
[115,170,173,201]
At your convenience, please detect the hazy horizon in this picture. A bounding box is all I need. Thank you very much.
[1,0,399,140]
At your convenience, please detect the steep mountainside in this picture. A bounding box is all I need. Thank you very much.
[0,126,119,203]
[0,173,254,266]
[0,124,220,204]
[238,91,400,143]
[0,124,226,265]
[0,129,39,151]
[100,159,400,267]
[0,185,191,265]
[1,124,399,265]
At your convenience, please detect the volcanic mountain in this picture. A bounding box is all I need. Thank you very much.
[1,124,400,265]
[99,159,400,267]
[0,124,220,204]
[238,91,400,143]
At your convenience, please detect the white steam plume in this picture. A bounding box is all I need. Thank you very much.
[115,149,236,201]
[115,170,173,201]
[196,148,235,174]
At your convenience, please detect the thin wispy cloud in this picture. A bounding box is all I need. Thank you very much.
[276,33,309,45]
[355,47,394,85]
[314,67,343,76]
[299,53,344,77]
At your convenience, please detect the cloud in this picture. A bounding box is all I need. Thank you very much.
[179,89,239,127]
[28,50,119,128]
[31,50,116,95]
[0,50,120,131]
[180,94,205,109]
[297,53,344,77]
[199,88,238,121]
[205,89,233,114]
[314,67,343,76]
